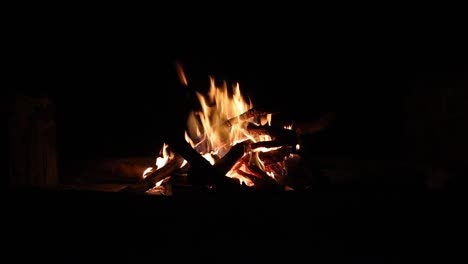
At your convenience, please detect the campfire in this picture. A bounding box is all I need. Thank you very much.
[123,63,332,195]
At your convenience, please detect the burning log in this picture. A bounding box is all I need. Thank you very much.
[224,153,282,190]
[214,140,251,175]
[246,124,297,139]
[258,147,292,165]
[250,137,297,151]
[166,138,227,181]
[121,154,184,193]
[145,176,173,195]
[223,108,271,127]
[246,124,298,150]
[236,164,281,191]
[185,141,250,187]
[235,170,269,189]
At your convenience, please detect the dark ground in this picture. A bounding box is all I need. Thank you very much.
[3,186,465,262]
[5,6,468,262]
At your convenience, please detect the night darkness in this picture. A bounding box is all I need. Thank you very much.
[10,21,467,163]
[5,6,468,262]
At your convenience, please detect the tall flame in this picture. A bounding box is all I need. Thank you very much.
[185,77,253,158]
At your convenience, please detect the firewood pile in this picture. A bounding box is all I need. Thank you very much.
[121,109,334,195]
[86,64,336,195]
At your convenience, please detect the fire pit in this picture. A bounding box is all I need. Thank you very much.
[115,62,334,195]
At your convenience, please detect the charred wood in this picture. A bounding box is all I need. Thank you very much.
[214,140,251,175]
[258,147,292,165]
[223,108,272,127]
[246,124,297,140]
[121,154,184,193]
[167,139,227,184]
[229,155,281,190]
[293,112,336,135]
[236,169,281,191]
[250,137,298,151]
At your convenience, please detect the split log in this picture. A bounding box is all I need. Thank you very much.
[224,154,249,176]
[184,141,253,188]
[166,138,227,183]
[264,161,288,183]
[246,124,297,140]
[65,157,153,184]
[244,162,278,185]
[214,140,251,175]
[145,176,173,195]
[236,168,281,191]
[250,137,298,151]
[227,154,281,190]
[258,147,292,165]
[245,124,298,150]
[121,154,184,193]
[223,108,272,127]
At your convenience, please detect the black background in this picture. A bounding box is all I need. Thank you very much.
[4,4,468,261]
[8,13,467,162]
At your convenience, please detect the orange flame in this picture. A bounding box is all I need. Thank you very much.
[183,74,284,186]
[142,143,172,182]
[175,61,188,86]
[185,77,253,157]
[156,143,171,168]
